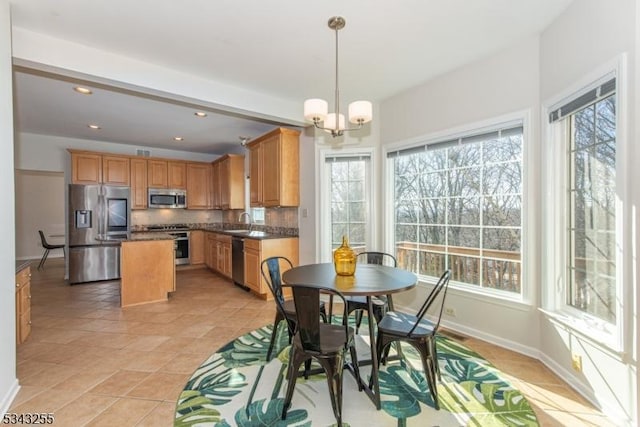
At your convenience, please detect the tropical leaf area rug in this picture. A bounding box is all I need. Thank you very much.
[175,319,539,427]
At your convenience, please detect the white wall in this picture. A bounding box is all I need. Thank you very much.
[0,0,18,414]
[381,36,542,352]
[539,0,637,423]
[15,170,65,260]
[380,2,638,424]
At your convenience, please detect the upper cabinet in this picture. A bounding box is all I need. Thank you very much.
[168,161,187,189]
[212,154,245,210]
[248,127,300,207]
[71,151,102,184]
[147,160,186,189]
[147,159,168,188]
[130,158,148,210]
[211,161,221,209]
[186,162,212,209]
[70,150,129,186]
[248,143,262,206]
[102,155,130,186]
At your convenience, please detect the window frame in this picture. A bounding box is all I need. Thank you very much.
[541,56,628,352]
[383,111,533,305]
[318,146,375,263]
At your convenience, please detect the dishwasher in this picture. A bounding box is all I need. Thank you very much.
[232,236,248,290]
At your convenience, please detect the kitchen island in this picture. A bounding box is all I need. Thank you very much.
[120,233,175,308]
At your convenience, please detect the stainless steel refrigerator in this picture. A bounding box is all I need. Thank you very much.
[68,184,131,284]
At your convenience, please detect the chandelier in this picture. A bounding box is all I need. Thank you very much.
[303,16,372,138]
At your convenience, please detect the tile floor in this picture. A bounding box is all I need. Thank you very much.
[9,258,616,426]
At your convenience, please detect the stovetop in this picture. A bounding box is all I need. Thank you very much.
[146,224,191,232]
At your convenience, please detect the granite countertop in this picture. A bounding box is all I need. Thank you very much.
[16,260,32,273]
[195,228,295,240]
[132,226,296,240]
[127,232,175,242]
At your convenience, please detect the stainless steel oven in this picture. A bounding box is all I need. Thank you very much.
[169,231,190,265]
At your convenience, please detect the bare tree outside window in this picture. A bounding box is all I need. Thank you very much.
[569,95,616,323]
[392,127,523,294]
[329,157,369,252]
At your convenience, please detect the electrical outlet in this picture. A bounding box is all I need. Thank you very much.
[571,354,582,372]
[444,307,456,317]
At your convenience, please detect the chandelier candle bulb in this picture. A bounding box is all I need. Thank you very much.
[348,100,373,124]
[304,98,328,121]
[324,113,346,133]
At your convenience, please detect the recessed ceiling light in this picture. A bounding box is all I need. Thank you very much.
[74,86,93,95]
[194,112,207,118]
[174,137,184,141]
[88,124,101,129]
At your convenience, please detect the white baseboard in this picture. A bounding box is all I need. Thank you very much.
[537,352,633,426]
[393,303,634,426]
[0,380,20,416]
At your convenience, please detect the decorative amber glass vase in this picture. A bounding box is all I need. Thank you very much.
[333,235,357,276]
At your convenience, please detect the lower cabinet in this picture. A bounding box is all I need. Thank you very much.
[205,232,217,269]
[221,236,232,278]
[210,233,231,279]
[15,265,31,344]
[190,230,205,265]
[120,239,176,307]
[244,237,299,297]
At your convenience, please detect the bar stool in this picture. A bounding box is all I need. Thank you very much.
[38,230,65,270]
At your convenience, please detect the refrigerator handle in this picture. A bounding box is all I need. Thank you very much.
[98,193,105,236]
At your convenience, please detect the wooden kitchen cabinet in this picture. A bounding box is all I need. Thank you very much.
[102,155,130,186]
[168,161,187,189]
[186,162,212,209]
[215,233,232,278]
[212,154,245,210]
[205,232,218,269]
[15,265,31,344]
[249,143,262,206]
[190,230,205,264]
[211,161,221,209]
[248,127,300,207]
[70,151,131,185]
[130,158,148,209]
[71,151,102,184]
[147,159,186,189]
[148,159,168,188]
[244,237,299,297]
[121,239,176,307]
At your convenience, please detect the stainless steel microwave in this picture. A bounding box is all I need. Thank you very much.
[148,188,187,208]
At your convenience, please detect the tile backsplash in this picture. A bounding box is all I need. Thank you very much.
[132,207,299,235]
[132,209,222,226]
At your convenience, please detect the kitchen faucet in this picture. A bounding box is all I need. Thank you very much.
[238,212,253,231]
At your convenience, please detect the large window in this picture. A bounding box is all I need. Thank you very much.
[565,85,617,323]
[388,123,524,296]
[328,155,370,252]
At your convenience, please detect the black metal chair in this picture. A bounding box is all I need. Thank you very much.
[346,251,397,333]
[375,269,451,410]
[281,283,361,427]
[38,230,65,270]
[261,257,327,361]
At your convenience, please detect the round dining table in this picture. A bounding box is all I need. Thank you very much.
[282,262,418,409]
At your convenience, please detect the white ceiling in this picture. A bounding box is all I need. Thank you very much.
[10,0,573,155]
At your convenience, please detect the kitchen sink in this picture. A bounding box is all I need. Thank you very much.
[226,229,251,233]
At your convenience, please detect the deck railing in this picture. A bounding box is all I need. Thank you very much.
[394,242,521,293]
